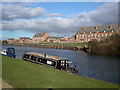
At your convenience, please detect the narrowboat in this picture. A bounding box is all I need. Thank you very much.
[22,52,69,70]
[0,47,16,58]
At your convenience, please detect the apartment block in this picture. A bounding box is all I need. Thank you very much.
[75,24,118,42]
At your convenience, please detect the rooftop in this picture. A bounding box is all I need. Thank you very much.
[46,36,62,40]
[33,32,47,38]
[77,24,118,34]
[25,52,67,61]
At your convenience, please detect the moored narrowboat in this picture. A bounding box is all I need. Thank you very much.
[22,52,69,70]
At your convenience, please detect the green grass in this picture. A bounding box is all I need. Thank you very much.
[18,43,88,47]
[2,55,119,88]
[38,43,88,47]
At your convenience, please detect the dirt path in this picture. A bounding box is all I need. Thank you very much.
[0,78,13,89]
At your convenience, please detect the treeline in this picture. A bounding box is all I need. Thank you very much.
[88,33,120,56]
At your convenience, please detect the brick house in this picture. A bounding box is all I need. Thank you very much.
[32,33,49,43]
[7,38,19,44]
[75,24,118,42]
[18,37,32,43]
[46,36,62,43]
[66,36,75,43]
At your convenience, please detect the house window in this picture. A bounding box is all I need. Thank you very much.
[79,35,81,37]
[92,34,95,38]
[112,29,114,32]
[88,35,90,37]
[97,30,98,33]
[84,31,85,34]
[106,34,108,37]
[90,31,92,33]
[104,30,106,33]
[102,34,104,37]
[76,35,78,38]
[82,35,84,39]
[98,34,100,37]
[108,25,112,29]
[109,34,112,36]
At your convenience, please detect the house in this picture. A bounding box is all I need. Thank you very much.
[18,37,32,43]
[75,24,118,42]
[32,33,49,43]
[7,38,19,44]
[46,36,62,43]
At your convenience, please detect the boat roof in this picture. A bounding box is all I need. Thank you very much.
[24,52,67,61]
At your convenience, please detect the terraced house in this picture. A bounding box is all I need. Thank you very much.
[46,36,62,43]
[18,37,32,43]
[32,33,49,43]
[75,24,118,42]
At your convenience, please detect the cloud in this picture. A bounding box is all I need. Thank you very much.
[48,13,63,17]
[89,3,118,25]
[2,2,118,37]
[2,3,46,20]
[2,17,77,35]
[76,2,118,26]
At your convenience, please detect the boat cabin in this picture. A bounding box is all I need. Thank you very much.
[22,52,69,70]
[0,48,16,58]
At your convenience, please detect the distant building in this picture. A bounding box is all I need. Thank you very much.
[75,24,118,42]
[66,36,75,43]
[18,37,32,43]
[32,33,49,43]
[7,38,19,44]
[46,36,62,43]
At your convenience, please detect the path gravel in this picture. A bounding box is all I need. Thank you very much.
[0,78,13,89]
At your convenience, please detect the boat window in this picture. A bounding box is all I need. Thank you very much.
[3,50,6,53]
[31,56,36,60]
[8,49,14,54]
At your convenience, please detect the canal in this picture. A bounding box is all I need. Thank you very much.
[1,45,120,84]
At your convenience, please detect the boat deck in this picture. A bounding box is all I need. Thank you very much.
[25,52,66,60]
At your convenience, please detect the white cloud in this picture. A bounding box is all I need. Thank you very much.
[2,2,118,37]
[48,13,63,17]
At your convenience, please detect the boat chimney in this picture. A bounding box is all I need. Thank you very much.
[44,53,46,57]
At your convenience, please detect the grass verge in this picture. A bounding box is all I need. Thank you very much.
[2,55,119,88]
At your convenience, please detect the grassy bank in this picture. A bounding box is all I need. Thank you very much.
[38,43,88,47]
[2,55,119,88]
[3,42,88,47]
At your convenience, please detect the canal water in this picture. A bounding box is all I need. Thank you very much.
[1,45,120,84]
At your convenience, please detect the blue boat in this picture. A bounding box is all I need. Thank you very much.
[0,48,16,58]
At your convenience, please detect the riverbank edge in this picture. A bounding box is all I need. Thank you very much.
[2,55,120,88]
[2,43,88,51]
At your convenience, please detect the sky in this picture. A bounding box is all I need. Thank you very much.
[1,1,119,40]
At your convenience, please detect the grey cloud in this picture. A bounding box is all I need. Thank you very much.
[89,3,118,25]
[2,3,46,20]
[2,2,118,37]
